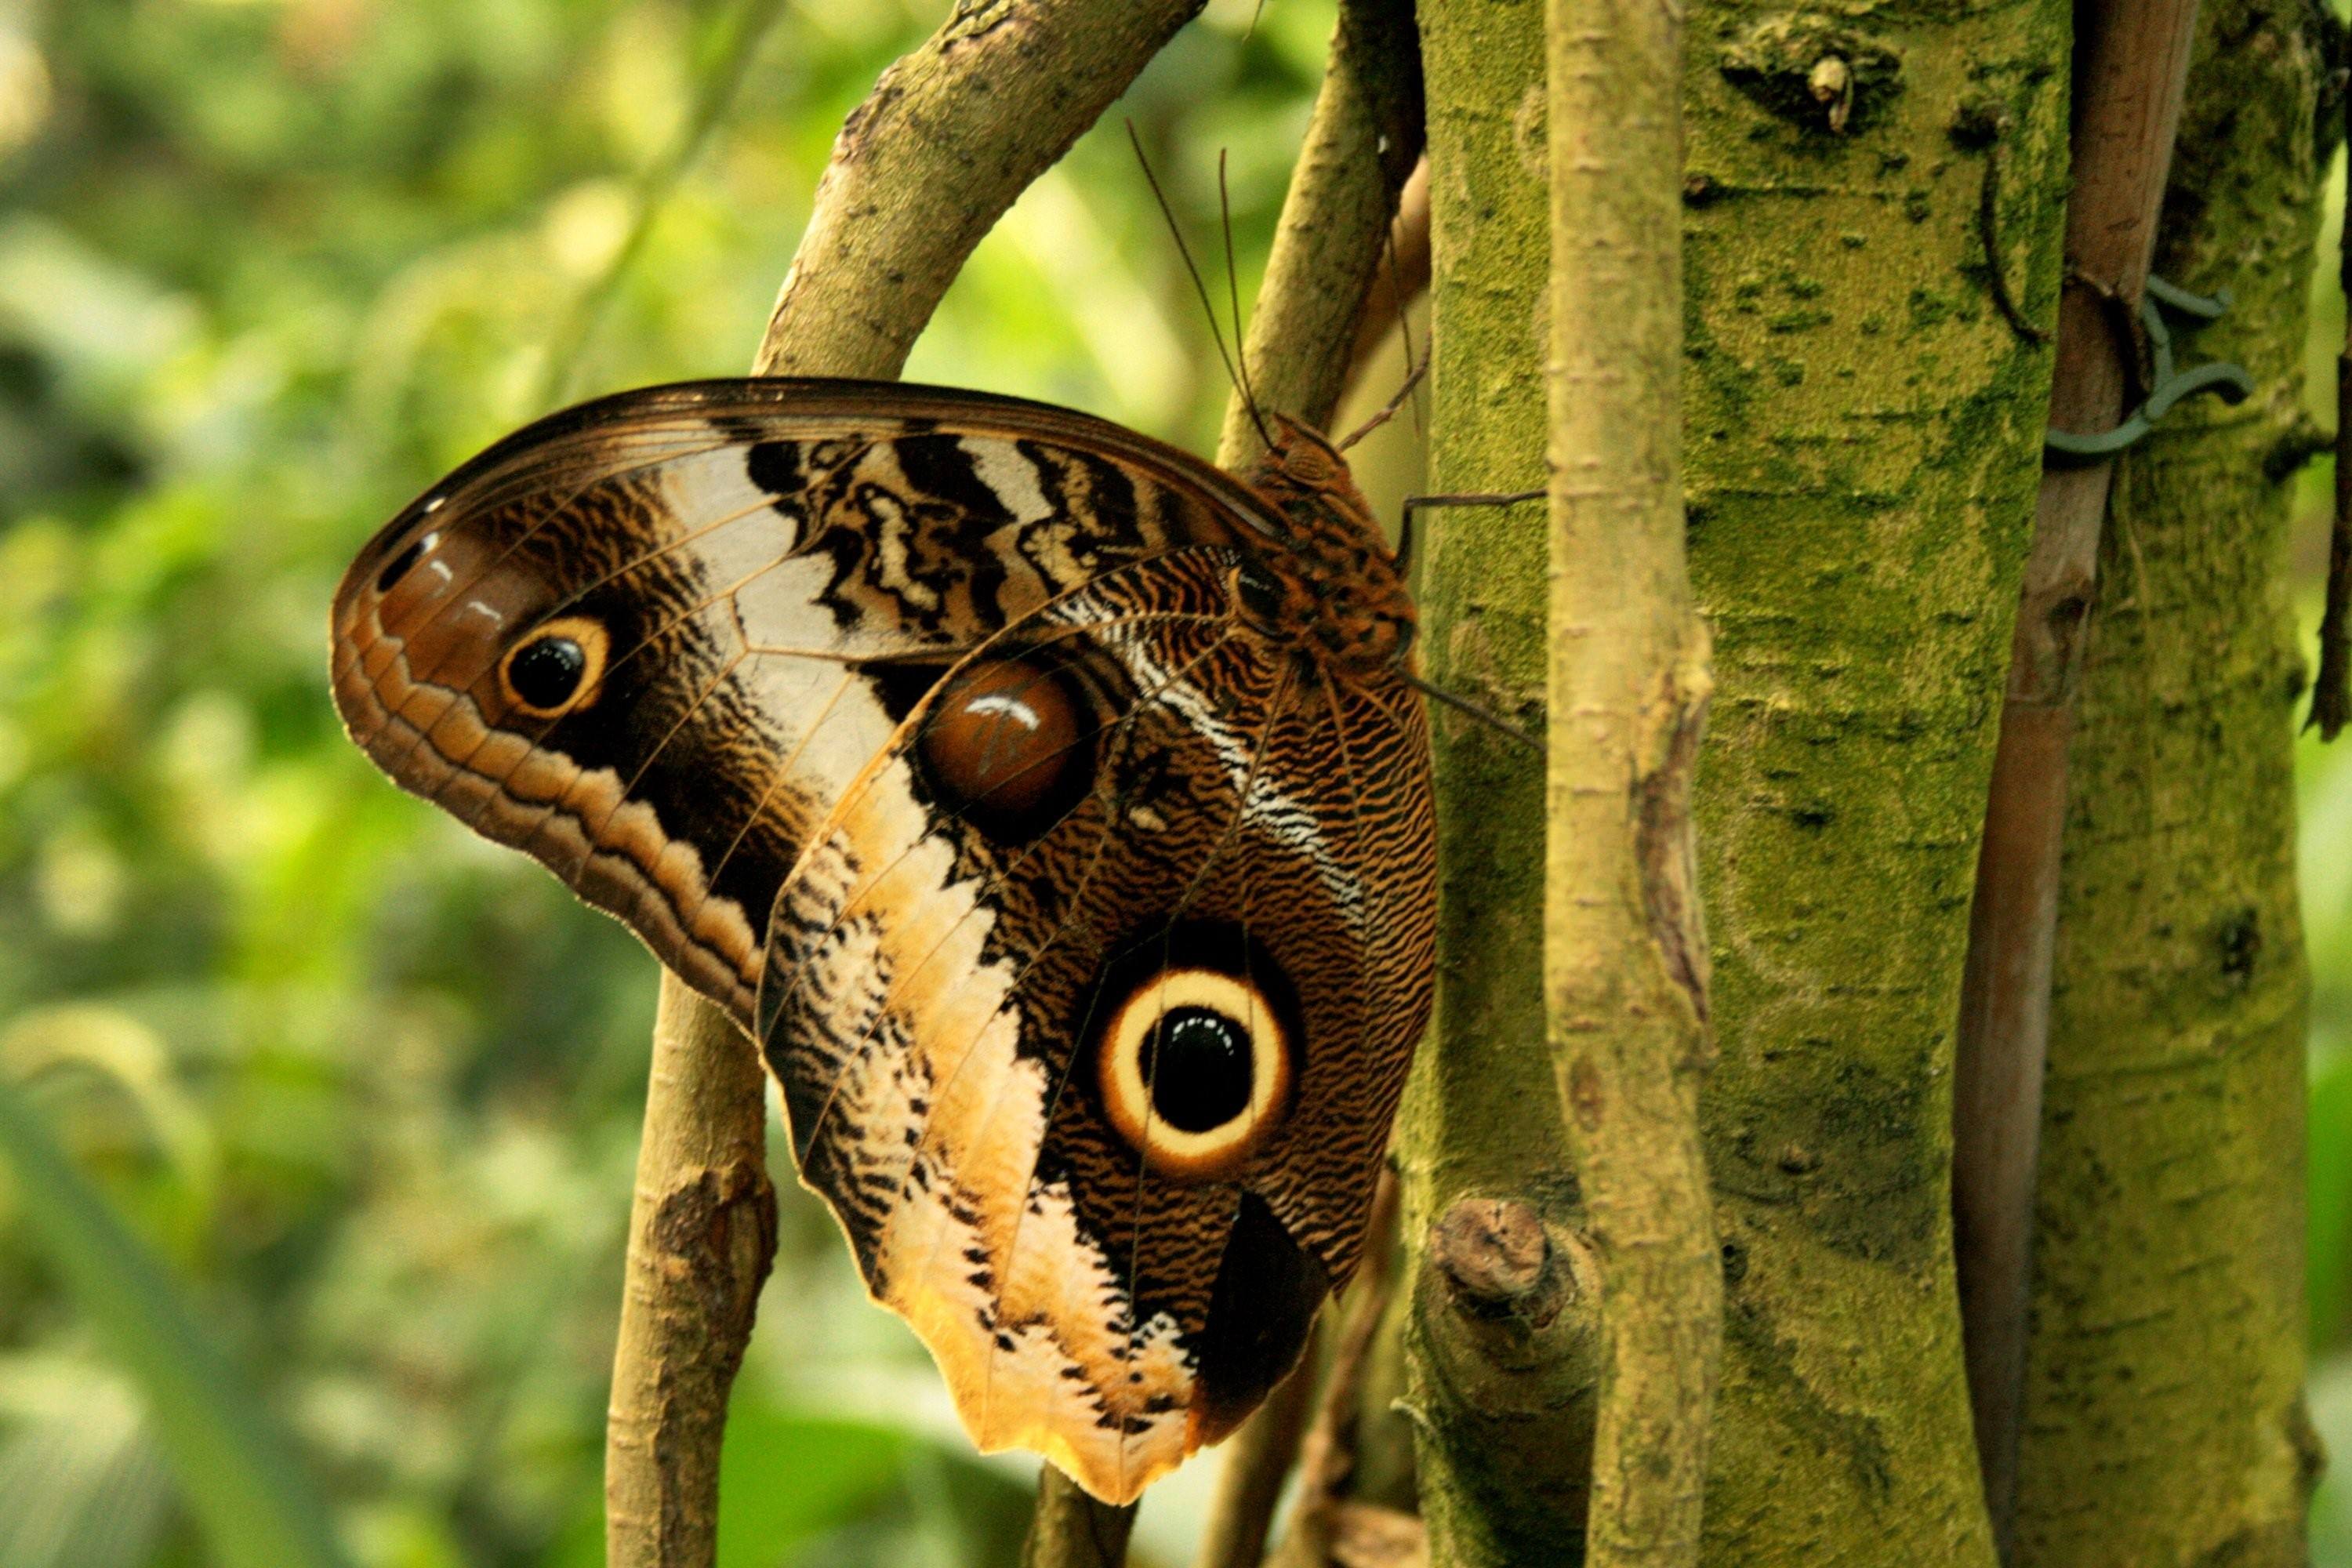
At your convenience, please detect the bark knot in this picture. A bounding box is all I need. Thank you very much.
[1635,636,1715,1030]
[1431,1198,1575,1329]
[1721,18,1903,134]
[650,1157,779,1345]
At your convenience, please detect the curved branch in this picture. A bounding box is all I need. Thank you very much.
[756,0,1210,380]
[1217,0,1425,459]
[612,5,1205,1566]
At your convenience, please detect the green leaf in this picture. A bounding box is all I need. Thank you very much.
[0,1076,352,1568]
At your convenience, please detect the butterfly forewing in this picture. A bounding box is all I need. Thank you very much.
[326,378,1435,1504]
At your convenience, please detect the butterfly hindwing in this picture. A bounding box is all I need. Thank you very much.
[327,378,1436,1504]
[761,548,1433,1499]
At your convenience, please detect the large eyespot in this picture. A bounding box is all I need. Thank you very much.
[917,656,1092,838]
[498,615,608,720]
[1098,967,1291,1181]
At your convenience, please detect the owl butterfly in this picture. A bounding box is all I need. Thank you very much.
[328,379,1435,1502]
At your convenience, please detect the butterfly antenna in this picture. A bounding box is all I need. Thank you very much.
[1127,122,1262,441]
[1409,674,1542,753]
[1337,359,1428,452]
[1380,182,1425,437]
[1244,0,1269,44]
[1217,150,1276,451]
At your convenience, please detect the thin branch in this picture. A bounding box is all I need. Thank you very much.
[1543,0,1721,1556]
[1948,0,2201,1551]
[1218,0,1425,458]
[605,982,777,1568]
[755,0,1211,379]
[609,5,1206,1567]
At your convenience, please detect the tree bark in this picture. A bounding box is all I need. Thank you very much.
[607,4,1205,1565]
[604,987,777,1568]
[1405,0,2077,1560]
[1679,0,2073,1559]
[1543,0,1720,1559]
[1399,2,1604,1561]
[2009,0,2332,1559]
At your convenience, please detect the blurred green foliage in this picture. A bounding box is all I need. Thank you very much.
[0,1,1330,1563]
[4,0,2351,1564]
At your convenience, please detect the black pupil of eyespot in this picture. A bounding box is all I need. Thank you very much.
[1138,1006,1254,1134]
[510,635,586,710]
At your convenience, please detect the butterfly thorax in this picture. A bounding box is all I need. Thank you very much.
[1238,421,1414,676]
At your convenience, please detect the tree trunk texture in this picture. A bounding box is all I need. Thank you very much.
[2009,1,2332,1561]
[1402,0,2075,1562]
[1679,0,2076,1558]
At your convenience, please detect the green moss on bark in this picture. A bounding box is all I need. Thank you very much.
[1403,0,2074,1560]
[2010,2,2331,1560]
[1680,0,2072,1557]
[1399,5,1589,1564]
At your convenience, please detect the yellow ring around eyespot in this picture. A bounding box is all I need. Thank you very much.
[1097,967,1290,1182]
[497,614,610,720]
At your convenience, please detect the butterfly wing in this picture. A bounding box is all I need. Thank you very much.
[763,547,1434,1501]
[331,379,1276,1023]
[327,379,1434,1502]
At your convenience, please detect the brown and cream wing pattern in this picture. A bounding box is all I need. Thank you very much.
[329,379,1270,1023]
[326,377,1436,1506]
[760,547,1434,1501]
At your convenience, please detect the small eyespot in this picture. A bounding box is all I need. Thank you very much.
[499,615,608,720]
[1098,967,1291,1181]
[376,531,438,593]
[917,656,1091,837]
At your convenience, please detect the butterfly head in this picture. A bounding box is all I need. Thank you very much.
[1239,416,1418,675]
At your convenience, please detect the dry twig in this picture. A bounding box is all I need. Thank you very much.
[1948,0,2201,1548]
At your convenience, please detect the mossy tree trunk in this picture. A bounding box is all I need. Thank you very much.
[604,0,2326,1560]
[1679,0,2078,1544]
[2009,0,2331,1560]
[1403,0,2075,1561]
